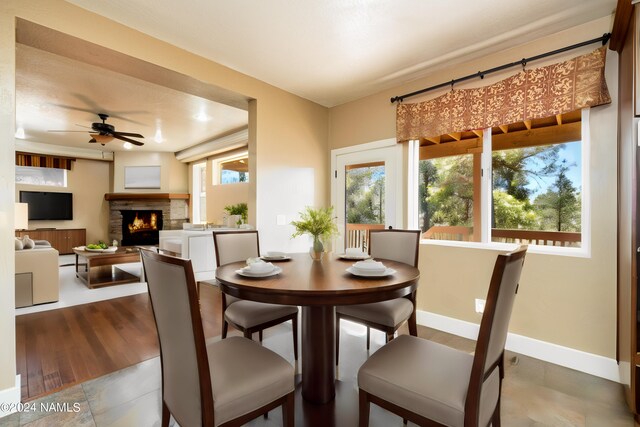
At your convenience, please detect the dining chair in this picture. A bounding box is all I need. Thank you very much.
[213,230,299,361]
[357,245,527,427]
[140,249,295,427]
[336,229,421,364]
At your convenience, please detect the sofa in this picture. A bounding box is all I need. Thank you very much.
[15,239,59,307]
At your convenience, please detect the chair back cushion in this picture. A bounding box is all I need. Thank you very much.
[369,229,421,267]
[213,230,260,267]
[466,245,527,424]
[141,250,210,427]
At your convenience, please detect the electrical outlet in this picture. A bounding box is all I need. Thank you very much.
[475,298,486,314]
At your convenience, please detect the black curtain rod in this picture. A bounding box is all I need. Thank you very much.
[390,33,611,104]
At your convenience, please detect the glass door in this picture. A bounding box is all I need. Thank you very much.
[333,144,401,254]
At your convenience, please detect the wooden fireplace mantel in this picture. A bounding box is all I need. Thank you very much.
[104,193,190,201]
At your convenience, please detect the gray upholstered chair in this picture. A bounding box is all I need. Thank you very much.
[140,249,295,427]
[357,245,527,427]
[336,229,421,363]
[213,230,299,360]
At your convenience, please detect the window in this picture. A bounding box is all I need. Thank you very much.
[192,162,207,223]
[16,166,67,187]
[415,109,584,249]
[219,156,249,184]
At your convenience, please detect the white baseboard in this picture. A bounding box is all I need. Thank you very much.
[416,310,620,383]
[0,375,21,418]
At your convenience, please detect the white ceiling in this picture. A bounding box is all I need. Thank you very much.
[66,0,616,107]
[16,44,248,154]
[16,1,616,155]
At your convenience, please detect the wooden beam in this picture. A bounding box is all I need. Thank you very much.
[524,120,532,130]
[448,132,462,141]
[104,193,190,201]
[610,0,634,53]
[419,138,481,160]
[499,125,509,134]
[556,114,563,126]
[492,121,581,151]
[472,130,483,138]
[425,136,441,144]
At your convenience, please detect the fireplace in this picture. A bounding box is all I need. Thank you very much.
[120,210,163,246]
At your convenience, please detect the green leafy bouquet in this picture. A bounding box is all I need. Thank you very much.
[291,206,339,253]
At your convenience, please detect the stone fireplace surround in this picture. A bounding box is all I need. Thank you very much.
[105,193,189,246]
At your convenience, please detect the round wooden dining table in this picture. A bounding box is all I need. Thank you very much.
[215,252,420,404]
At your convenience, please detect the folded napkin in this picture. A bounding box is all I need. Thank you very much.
[243,260,275,273]
[266,251,286,257]
[353,259,386,272]
[346,247,367,256]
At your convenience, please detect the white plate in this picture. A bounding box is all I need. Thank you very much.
[260,256,291,262]
[339,254,370,260]
[346,267,396,277]
[236,266,282,277]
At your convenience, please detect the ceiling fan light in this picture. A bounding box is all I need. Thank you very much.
[154,129,163,143]
[15,127,25,139]
[90,133,114,143]
[123,142,133,150]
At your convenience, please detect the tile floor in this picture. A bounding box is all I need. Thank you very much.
[0,322,635,426]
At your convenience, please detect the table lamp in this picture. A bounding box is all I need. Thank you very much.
[14,202,28,231]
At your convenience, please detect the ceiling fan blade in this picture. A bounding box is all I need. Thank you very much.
[113,131,145,138]
[112,134,144,146]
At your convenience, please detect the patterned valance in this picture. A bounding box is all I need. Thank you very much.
[396,46,611,143]
[16,152,75,170]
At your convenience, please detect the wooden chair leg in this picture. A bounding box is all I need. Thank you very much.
[335,317,340,365]
[292,316,299,361]
[408,291,418,337]
[386,332,394,343]
[492,396,501,427]
[222,320,229,339]
[259,330,263,342]
[244,330,252,339]
[366,327,371,350]
[358,389,370,427]
[282,391,295,427]
[161,401,170,427]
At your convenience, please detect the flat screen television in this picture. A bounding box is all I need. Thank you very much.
[19,191,73,221]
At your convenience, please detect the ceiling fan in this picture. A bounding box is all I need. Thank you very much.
[49,113,145,146]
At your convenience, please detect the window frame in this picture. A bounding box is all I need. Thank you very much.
[212,152,249,185]
[15,165,68,187]
[410,108,590,258]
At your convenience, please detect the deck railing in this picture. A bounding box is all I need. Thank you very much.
[345,223,385,251]
[421,226,581,247]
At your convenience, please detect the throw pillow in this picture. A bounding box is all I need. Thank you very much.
[22,235,35,249]
[15,237,23,250]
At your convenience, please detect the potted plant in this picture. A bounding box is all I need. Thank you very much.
[224,203,248,227]
[291,206,339,260]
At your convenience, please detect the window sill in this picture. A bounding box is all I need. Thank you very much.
[420,239,589,258]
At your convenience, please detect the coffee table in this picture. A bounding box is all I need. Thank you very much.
[74,247,143,289]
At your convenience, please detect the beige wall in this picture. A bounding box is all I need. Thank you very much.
[16,159,111,244]
[0,0,329,397]
[207,182,250,224]
[113,151,188,193]
[0,1,17,395]
[329,16,618,359]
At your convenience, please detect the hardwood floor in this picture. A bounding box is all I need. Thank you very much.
[15,282,222,401]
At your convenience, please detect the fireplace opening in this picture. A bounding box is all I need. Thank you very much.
[120,210,163,246]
